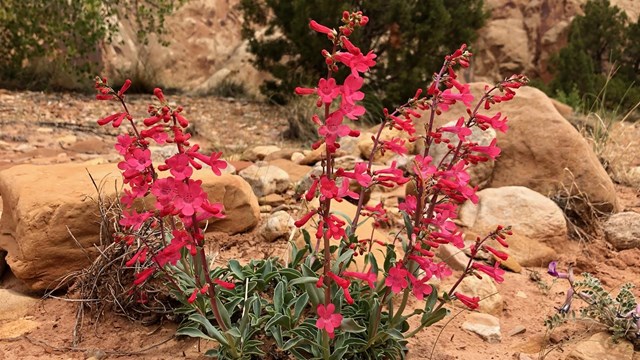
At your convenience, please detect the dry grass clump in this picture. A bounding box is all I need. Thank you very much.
[52,173,176,345]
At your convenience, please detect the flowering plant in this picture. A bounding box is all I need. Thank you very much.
[546,261,640,349]
[94,9,527,359]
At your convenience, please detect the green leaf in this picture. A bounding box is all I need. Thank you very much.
[293,293,310,321]
[189,314,228,346]
[424,285,438,313]
[421,308,449,328]
[278,268,303,280]
[340,318,366,333]
[176,327,214,341]
[289,276,320,287]
[402,211,414,238]
[330,345,348,360]
[265,313,286,330]
[216,297,232,330]
[274,282,285,312]
[228,260,245,280]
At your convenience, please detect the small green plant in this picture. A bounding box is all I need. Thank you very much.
[211,79,250,99]
[546,261,640,349]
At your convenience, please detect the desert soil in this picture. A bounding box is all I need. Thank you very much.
[0,89,639,360]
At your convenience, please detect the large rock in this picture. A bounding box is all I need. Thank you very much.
[430,119,496,189]
[566,332,634,360]
[460,186,567,242]
[0,163,259,291]
[419,84,619,213]
[259,210,295,242]
[604,212,640,251]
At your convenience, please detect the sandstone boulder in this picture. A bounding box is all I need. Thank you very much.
[459,186,564,266]
[0,163,259,291]
[462,312,502,343]
[259,210,295,242]
[456,275,503,315]
[419,84,619,213]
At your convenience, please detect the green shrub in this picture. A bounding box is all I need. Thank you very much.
[549,0,640,113]
[0,0,184,91]
[238,0,487,111]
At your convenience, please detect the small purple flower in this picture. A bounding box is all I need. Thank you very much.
[548,261,571,280]
[548,261,560,277]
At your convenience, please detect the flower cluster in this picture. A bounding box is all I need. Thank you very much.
[294,12,527,339]
[94,78,234,320]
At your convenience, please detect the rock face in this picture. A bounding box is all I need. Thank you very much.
[0,163,260,291]
[566,332,634,360]
[474,0,639,82]
[604,212,640,250]
[420,84,619,213]
[101,0,267,95]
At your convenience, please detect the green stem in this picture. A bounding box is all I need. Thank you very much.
[322,331,331,360]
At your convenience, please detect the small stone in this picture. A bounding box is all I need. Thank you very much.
[437,244,470,271]
[36,127,54,133]
[242,145,281,161]
[461,312,501,343]
[290,152,305,164]
[57,134,77,148]
[497,254,522,273]
[518,353,535,360]
[239,164,290,197]
[604,212,640,251]
[259,210,295,242]
[259,194,285,207]
[508,325,526,336]
[515,291,527,299]
[259,205,272,213]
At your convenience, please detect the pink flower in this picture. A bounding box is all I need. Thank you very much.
[207,152,227,175]
[165,154,193,181]
[399,195,417,214]
[316,303,343,339]
[343,270,376,289]
[335,51,377,76]
[476,112,508,133]
[454,292,479,310]
[213,279,236,290]
[341,74,364,105]
[318,112,351,148]
[385,264,409,293]
[115,134,134,155]
[338,97,366,120]
[173,179,206,217]
[470,138,501,160]
[119,148,152,174]
[97,112,127,127]
[317,78,341,104]
[133,267,155,286]
[472,261,505,283]
[309,20,334,37]
[439,86,474,111]
[440,117,472,142]
[429,261,453,280]
[154,235,187,267]
[119,210,152,230]
[117,79,131,96]
[414,155,436,180]
[319,176,339,200]
[410,275,433,300]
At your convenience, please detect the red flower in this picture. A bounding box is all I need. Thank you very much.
[472,261,505,283]
[119,210,152,230]
[454,292,479,310]
[385,264,409,293]
[173,179,206,217]
[316,303,343,339]
[317,78,341,104]
[213,279,236,290]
